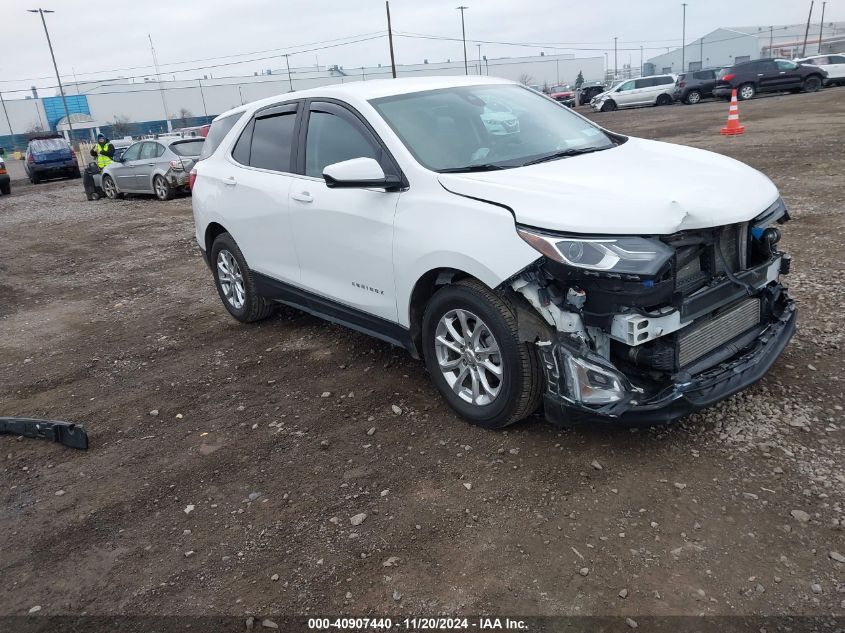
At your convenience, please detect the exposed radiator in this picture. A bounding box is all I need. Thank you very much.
[677,298,761,367]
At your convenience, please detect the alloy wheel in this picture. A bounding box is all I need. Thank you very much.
[434,309,503,406]
[216,249,246,310]
[103,176,117,199]
[154,176,169,200]
[739,85,755,100]
[687,91,701,104]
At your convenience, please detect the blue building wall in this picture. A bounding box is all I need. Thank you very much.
[42,95,91,129]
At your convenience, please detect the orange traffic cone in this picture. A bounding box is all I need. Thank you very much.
[720,89,745,136]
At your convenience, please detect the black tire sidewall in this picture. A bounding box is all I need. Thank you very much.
[422,285,524,428]
[601,100,617,112]
[804,77,821,92]
[210,233,260,322]
[103,175,117,199]
[154,175,172,200]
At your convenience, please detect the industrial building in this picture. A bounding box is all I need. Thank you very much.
[644,21,845,75]
[0,52,603,150]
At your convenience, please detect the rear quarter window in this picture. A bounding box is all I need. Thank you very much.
[198,113,244,161]
[170,140,205,156]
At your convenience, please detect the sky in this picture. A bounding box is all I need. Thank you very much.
[0,0,833,97]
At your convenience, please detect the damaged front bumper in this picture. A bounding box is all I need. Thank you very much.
[538,286,796,427]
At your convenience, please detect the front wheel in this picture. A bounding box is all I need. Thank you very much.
[684,90,702,104]
[802,75,822,93]
[102,175,122,199]
[738,83,756,100]
[211,232,276,323]
[600,99,617,112]
[422,279,543,429]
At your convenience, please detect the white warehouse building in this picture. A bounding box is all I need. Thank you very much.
[645,21,845,74]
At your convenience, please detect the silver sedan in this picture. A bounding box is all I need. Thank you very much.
[101,137,204,201]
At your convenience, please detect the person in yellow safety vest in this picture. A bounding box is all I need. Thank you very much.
[90,133,115,170]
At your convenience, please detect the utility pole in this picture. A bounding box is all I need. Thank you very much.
[28,8,74,141]
[769,26,774,55]
[483,55,489,75]
[386,1,397,78]
[681,3,687,72]
[640,45,643,76]
[457,6,469,75]
[613,37,618,79]
[284,54,293,91]
[197,78,208,120]
[801,1,815,57]
[148,34,171,132]
[818,2,827,54]
[476,44,482,75]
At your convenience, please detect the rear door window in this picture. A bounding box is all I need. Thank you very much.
[249,107,298,172]
[829,55,845,63]
[198,112,244,161]
[140,142,165,160]
[656,76,674,85]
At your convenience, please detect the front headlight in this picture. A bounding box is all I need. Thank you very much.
[517,226,673,277]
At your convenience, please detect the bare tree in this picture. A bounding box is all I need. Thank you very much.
[110,115,133,138]
[25,123,46,140]
[174,108,194,129]
[518,73,535,86]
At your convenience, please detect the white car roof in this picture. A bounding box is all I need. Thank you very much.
[214,75,515,120]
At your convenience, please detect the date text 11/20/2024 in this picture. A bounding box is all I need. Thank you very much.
[307,617,529,630]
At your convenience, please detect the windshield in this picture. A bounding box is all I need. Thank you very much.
[31,138,69,152]
[370,84,614,172]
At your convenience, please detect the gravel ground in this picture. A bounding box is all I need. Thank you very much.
[1,89,843,622]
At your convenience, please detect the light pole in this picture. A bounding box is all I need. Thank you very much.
[681,3,687,72]
[385,1,397,78]
[613,37,618,79]
[28,8,74,142]
[476,44,482,75]
[456,6,469,75]
[483,55,489,76]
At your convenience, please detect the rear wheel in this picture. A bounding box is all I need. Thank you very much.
[656,94,673,106]
[71,168,81,179]
[154,175,174,201]
[684,90,702,104]
[600,99,617,112]
[802,75,822,93]
[738,83,756,100]
[30,173,40,185]
[422,279,543,429]
[0,181,10,195]
[211,232,276,323]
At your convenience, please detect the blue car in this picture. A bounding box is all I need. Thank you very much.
[24,136,81,184]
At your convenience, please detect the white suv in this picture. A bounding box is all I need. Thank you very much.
[191,76,795,429]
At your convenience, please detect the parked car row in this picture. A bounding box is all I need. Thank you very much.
[589,75,677,111]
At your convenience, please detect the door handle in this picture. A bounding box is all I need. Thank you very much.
[291,191,313,203]
[222,176,237,186]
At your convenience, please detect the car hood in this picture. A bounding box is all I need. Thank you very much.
[437,137,780,235]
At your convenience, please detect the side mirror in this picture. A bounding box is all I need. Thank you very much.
[323,157,401,190]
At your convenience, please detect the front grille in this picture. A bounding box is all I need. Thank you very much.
[677,298,761,367]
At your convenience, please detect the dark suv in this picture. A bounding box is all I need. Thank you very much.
[24,136,80,184]
[673,68,720,104]
[714,58,827,101]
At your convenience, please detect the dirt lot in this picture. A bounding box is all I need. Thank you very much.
[1,90,844,625]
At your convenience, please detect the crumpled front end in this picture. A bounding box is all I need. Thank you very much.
[508,198,796,426]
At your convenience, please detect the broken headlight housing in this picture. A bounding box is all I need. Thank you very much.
[517,226,673,277]
[562,350,627,404]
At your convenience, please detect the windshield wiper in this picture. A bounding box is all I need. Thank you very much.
[437,164,508,173]
[522,146,611,166]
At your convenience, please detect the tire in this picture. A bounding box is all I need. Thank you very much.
[684,90,702,105]
[153,174,174,201]
[802,75,822,93]
[656,94,672,106]
[102,175,122,199]
[211,232,276,323]
[738,83,756,100]
[421,279,543,429]
[71,168,81,179]
[600,99,617,112]
[30,173,40,185]
[0,182,10,195]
